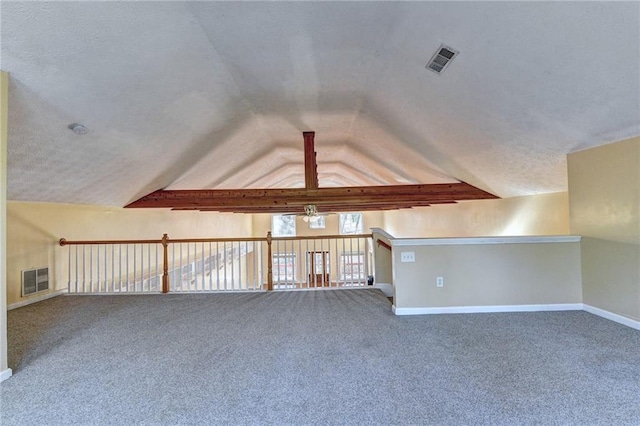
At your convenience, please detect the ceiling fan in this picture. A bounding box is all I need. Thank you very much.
[283,204,333,222]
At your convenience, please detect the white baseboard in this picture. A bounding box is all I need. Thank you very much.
[393,303,583,316]
[7,289,66,310]
[65,292,164,296]
[0,368,12,383]
[392,303,640,331]
[583,304,640,331]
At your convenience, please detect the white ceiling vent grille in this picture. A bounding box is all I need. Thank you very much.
[22,267,49,296]
[426,45,458,74]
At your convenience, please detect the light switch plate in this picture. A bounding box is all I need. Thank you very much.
[400,252,415,262]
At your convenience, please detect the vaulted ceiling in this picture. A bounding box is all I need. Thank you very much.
[2,2,639,208]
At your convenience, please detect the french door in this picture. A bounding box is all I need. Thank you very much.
[307,251,329,287]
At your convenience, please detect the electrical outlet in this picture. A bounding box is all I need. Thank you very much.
[400,252,415,262]
[436,276,444,287]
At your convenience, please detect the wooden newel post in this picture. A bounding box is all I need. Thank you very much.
[266,231,273,291]
[161,233,169,294]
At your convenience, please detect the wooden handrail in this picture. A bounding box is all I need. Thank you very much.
[376,239,392,251]
[163,236,267,244]
[272,233,373,241]
[59,236,265,246]
[59,233,373,246]
[59,238,162,246]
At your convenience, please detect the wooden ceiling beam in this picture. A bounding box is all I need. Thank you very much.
[125,132,498,213]
[303,131,318,190]
[126,182,494,212]
[133,182,486,201]
[194,201,436,214]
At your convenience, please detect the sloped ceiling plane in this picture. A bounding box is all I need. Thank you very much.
[1,2,638,210]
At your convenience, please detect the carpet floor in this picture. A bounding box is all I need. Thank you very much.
[1,289,639,425]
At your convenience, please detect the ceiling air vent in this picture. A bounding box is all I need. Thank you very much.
[426,45,458,74]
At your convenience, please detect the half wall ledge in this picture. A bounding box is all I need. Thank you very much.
[391,235,582,246]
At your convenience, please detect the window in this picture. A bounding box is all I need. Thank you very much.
[339,213,363,235]
[272,215,296,237]
[273,253,296,283]
[340,252,365,282]
[309,216,326,229]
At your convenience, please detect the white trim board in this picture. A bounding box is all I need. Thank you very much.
[370,227,395,241]
[391,235,581,247]
[65,292,164,296]
[392,303,640,331]
[7,289,66,310]
[583,304,640,331]
[392,303,582,315]
[0,368,12,383]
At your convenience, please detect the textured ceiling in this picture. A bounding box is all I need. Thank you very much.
[1,1,639,207]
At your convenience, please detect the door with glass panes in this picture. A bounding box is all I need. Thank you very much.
[307,251,329,287]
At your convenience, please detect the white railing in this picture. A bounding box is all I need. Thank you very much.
[167,239,266,292]
[270,235,373,290]
[64,240,163,294]
[59,233,374,294]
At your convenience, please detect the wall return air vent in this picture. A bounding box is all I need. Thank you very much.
[22,267,49,296]
[426,45,458,74]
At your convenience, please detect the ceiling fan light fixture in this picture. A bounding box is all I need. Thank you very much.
[302,204,324,222]
[304,204,318,216]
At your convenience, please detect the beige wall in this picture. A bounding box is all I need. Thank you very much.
[249,194,567,240]
[252,212,385,286]
[383,192,569,238]
[568,137,640,321]
[1,71,10,379]
[251,211,384,237]
[7,201,253,305]
[393,239,582,310]
[8,205,387,305]
[371,228,393,285]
